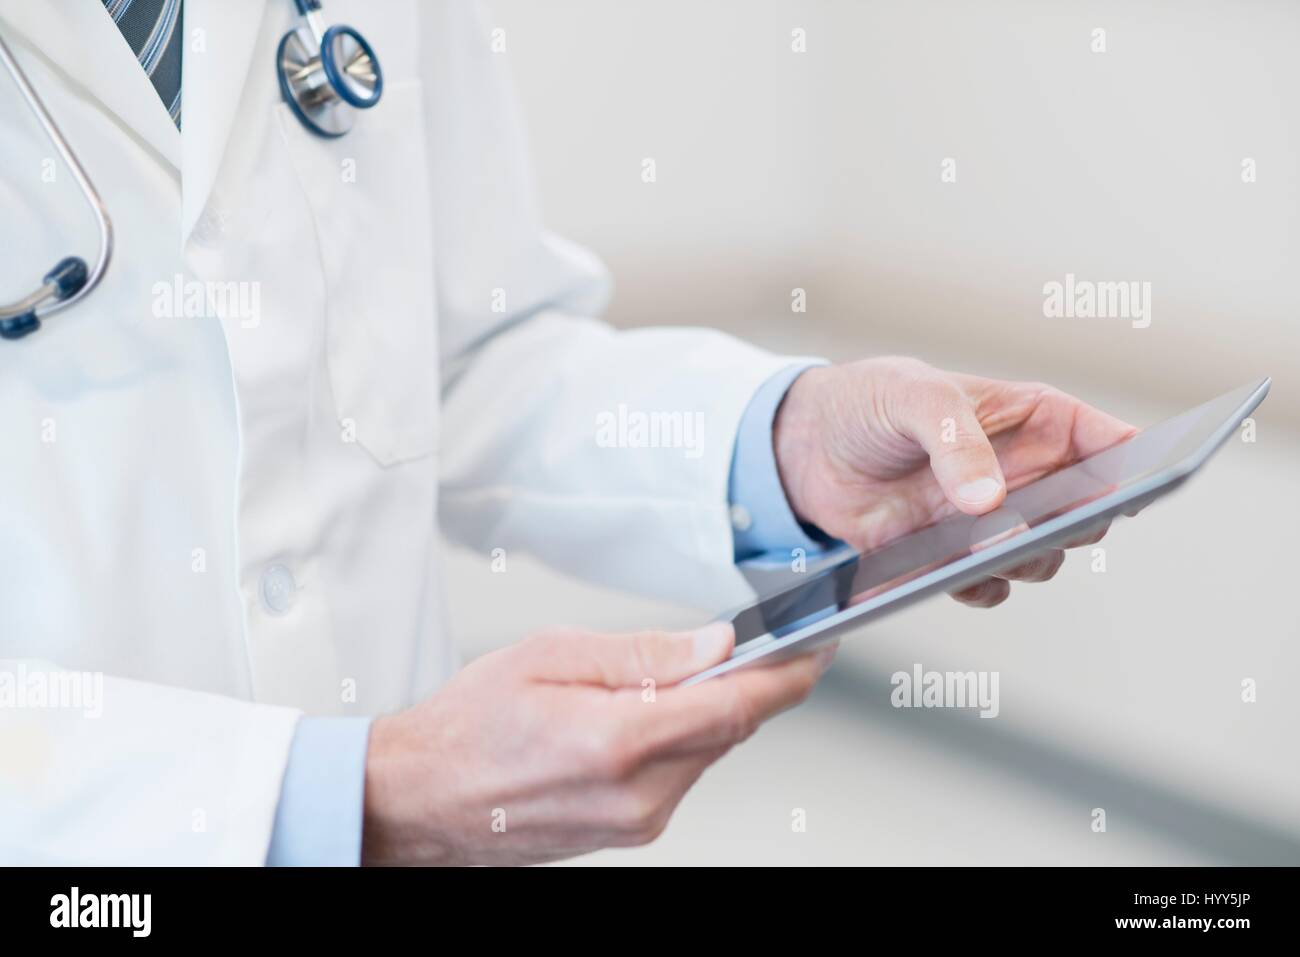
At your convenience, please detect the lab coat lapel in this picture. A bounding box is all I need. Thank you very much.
[181,0,269,244]
[0,0,181,171]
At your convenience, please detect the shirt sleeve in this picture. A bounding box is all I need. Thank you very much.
[728,362,839,561]
[265,716,372,867]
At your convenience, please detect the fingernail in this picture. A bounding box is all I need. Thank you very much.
[815,642,839,674]
[691,622,734,663]
[956,477,1002,505]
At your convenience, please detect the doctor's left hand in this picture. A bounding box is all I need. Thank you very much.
[361,622,835,866]
[772,357,1137,607]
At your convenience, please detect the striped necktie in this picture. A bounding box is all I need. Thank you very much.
[102,0,183,129]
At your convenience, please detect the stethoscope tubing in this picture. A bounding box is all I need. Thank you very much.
[1,0,377,336]
[0,31,112,325]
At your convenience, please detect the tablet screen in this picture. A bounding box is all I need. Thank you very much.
[728,381,1260,648]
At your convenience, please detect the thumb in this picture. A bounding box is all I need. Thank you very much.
[897,382,1006,515]
[525,621,736,688]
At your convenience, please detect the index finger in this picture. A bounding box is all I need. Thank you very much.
[1068,398,1140,459]
[612,644,836,759]
[951,373,1139,462]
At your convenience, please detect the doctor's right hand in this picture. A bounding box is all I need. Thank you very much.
[360,623,834,865]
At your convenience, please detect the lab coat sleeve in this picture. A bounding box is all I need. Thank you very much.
[0,659,301,865]
[439,306,821,610]
[425,6,821,610]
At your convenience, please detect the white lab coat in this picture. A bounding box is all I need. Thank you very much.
[0,0,795,863]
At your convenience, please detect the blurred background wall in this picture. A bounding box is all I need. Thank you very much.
[445,0,1300,864]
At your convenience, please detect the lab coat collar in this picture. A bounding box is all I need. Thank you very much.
[0,0,181,172]
[181,0,269,245]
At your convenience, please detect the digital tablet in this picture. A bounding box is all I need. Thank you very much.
[683,377,1271,685]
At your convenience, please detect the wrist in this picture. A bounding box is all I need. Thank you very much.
[772,365,831,526]
[361,714,401,865]
[362,711,456,866]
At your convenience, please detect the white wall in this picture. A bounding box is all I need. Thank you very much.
[487,0,1299,420]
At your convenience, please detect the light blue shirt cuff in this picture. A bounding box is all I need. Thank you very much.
[266,716,371,867]
[729,362,838,561]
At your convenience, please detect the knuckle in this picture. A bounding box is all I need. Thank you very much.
[632,807,674,846]
[628,632,659,682]
[888,355,935,380]
[1042,385,1071,407]
[587,726,642,782]
[945,434,994,458]
[615,789,665,836]
[796,663,821,701]
[727,687,760,742]
[885,357,941,394]
[572,726,615,776]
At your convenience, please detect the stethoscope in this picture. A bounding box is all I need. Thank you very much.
[0,0,383,340]
[276,0,384,138]
[0,31,110,340]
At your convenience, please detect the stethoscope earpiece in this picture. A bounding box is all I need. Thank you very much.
[277,0,382,138]
[0,257,89,340]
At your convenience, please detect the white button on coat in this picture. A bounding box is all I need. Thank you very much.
[259,564,297,616]
[730,503,754,533]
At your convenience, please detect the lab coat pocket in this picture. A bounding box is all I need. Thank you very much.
[276,80,438,465]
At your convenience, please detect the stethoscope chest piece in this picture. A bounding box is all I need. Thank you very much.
[277,1,382,137]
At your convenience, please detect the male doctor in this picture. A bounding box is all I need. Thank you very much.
[0,0,1132,865]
